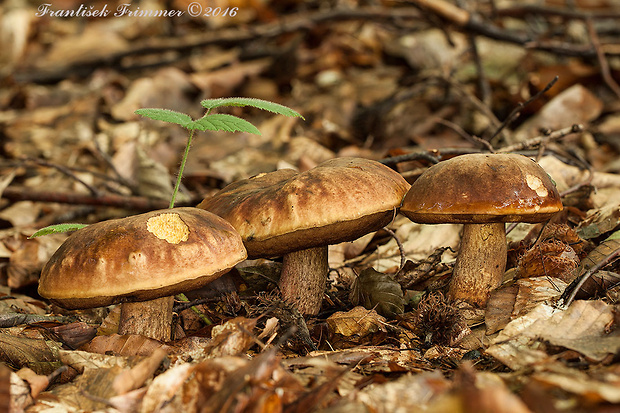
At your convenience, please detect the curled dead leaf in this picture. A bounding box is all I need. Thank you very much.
[350,267,405,318]
[327,306,387,338]
[112,348,168,395]
[205,316,258,358]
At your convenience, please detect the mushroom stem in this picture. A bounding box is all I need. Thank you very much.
[118,295,174,341]
[448,223,507,307]
[279,246,329,315]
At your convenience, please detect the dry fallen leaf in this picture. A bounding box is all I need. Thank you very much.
[139,362,197,413]
[487,300,620,370]
[354,369,451,412]
[350,267,405,318]
[112,348,168,395]
[0,332,62,375]
[15,367,49,399]
[204,316,258,358]
[486,277,567,335]
[531,362,620,404]
[80,334,171,357]
[327,306,387,338]
[452,363,533,413]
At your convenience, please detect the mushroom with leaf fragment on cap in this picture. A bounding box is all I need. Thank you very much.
[400,153,563,307]
[198,157,411,315]
[38,208,247,341]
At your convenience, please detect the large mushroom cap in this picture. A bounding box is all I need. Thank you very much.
[400,153,563,224]
[38,208,247,309]
[198,157,411,258]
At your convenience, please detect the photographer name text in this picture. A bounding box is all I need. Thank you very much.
[35,3,239,18]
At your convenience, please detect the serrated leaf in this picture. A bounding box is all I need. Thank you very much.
[29,224,88,239]
[135,108,194,128]
[192,114,261,134]
[200,97,304,119]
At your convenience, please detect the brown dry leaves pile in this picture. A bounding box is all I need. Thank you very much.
[1,0,620,411]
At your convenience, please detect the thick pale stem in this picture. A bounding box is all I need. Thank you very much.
[118,295,174,341]
[279,246,329,316]
[448,223,507,307]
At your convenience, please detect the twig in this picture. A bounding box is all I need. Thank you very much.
[436,118,495,152]
[558,149,595,197]
[1,186,194,210]
[497,124,584,153]
[490,76,559,144]
[384,227,406,271]
[411,0,608,59]
[440,76,505,141]
[173,296,221,313]
[471,34,492,107]
[176,292,213,326]
[497,4,620,20]
[380,152,440,167]
[92,138,140,195]
[558,244,620,309]
[586,18,620,101]
[21,157,102,197]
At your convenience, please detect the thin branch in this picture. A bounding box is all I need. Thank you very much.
[496,4,620,20]
[586,18,620,101]
[411,0,606,59]
[558,244,620,309]
[384,227,406,272]
[497,124,584,153]
[1,186,194,210]
[436,118,495,152]
[92,138,140,195]
[380,152,440,167]
[490,76,559,144]
[21,157,102,197]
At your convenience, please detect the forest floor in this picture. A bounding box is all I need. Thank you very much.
[1,0,620,412]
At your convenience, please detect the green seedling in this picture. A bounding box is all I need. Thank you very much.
[30,97,304,236]
[136,97,304,208]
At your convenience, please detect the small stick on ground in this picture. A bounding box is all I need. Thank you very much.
[558,244,620,309]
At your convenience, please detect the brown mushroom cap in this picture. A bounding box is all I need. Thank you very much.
[38,208,247,309]
[400,154,563,224]
[198,157,411,258]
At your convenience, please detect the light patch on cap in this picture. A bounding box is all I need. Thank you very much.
[146,213,189,244]
[526,174,548,197]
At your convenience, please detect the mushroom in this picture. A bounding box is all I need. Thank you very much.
[198,157,411,315]
[400,153,563,307]
[38,208,247,341]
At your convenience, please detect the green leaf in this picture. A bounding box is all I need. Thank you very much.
[135,108,195,128]
[607,230,620,240]
[192,114,261,134]
[200,97,304,119]
[29,223,88,239]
